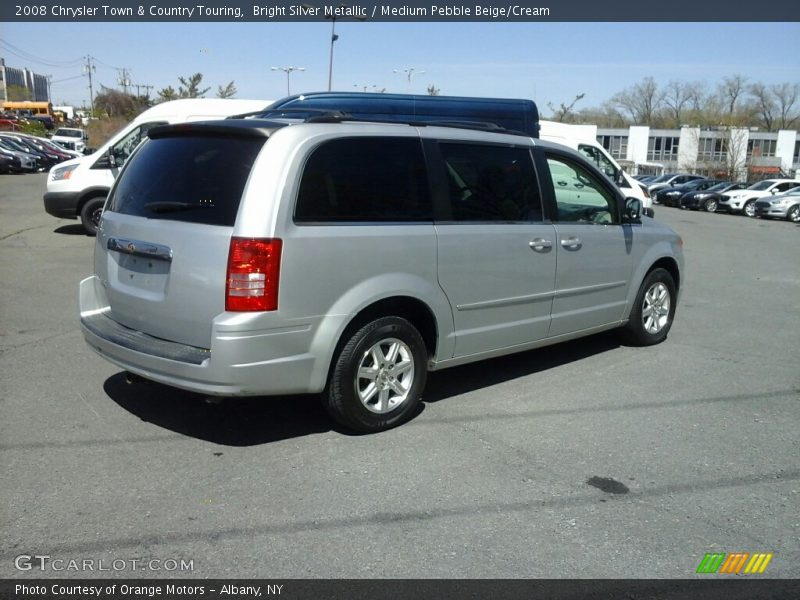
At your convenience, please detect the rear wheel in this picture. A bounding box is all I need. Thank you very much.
[787,205,800,223]
[79,196,106,236]
[622,268,676,346]
[324,316,428,433]
[704,198,718,213]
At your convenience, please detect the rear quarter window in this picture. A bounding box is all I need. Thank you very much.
[294,137,431,223]
[107,135,265,226]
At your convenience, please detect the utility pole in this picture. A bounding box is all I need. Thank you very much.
[117,68,132,95]
[83,55,96,117]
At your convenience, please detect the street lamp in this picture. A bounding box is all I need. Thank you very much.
[325,3,367,91]
[393,68,426,86]
[271,66,305,95]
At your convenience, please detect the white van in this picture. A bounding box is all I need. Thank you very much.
[539,120,652,214]
[44,98,271,234]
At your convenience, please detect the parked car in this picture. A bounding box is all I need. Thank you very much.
[10,132,75,163]
[79,116,684,433]
[753,187,800,222]
[0,138,41,171]
[51,127,89,154]
[0,133,62,170]
[655,178,719,207]
[679,182,748,212]
[648,173,706,197]
[719,179,800,217]
[0,151,21,173]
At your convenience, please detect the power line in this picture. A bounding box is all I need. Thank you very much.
[0,40,83,68]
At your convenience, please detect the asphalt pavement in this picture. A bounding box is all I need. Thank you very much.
[1,173,798,579]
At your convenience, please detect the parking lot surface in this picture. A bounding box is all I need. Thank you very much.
[1,173,798,578]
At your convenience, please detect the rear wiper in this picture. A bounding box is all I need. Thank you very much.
[143,201,214,213]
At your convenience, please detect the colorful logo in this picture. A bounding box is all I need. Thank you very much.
[696,552,773,574]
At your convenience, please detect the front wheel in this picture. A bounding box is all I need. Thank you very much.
[324,317,428,433]
[743,200,756,218]
[786,205,800,223]
[704,198,718,213]
[622,269,677,346]
[79,196,106,236]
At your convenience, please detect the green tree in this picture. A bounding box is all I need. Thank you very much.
[216,81,237,99]
[427,84,440,96]
[156,73,211,103]
[6,84,33,101]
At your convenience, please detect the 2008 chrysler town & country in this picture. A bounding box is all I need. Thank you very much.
[79,116,683,432]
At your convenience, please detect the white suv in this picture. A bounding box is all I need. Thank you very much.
[720,179,800,217]
[80,116,684,432]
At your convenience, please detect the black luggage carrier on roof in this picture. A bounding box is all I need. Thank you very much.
[255,91,540,138]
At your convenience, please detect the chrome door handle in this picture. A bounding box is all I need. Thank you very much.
[529,238,552,251]
[560,237,582,250]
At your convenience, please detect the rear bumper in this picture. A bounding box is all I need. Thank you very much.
[44,191,80,218]
[79,275,336,397]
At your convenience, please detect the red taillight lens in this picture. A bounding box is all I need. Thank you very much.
[226,238,282,312]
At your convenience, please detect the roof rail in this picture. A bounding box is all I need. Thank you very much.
[230,108,526,136]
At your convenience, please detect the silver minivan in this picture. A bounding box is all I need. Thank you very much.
[80,117,684,432]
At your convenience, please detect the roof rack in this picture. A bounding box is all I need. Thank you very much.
[229,107,527,136]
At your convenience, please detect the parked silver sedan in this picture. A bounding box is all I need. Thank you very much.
[754,187,800,222]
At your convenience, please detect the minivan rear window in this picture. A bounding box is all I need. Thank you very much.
[108,135,265,226]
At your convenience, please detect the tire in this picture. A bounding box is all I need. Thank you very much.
[743,200,756,218]
[324,316,428,433]
[79,196,106,236]
[622,268,677,346]
[787,205,800,223]
[704,198,718,213]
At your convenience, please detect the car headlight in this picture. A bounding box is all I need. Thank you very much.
[693,193,709,199]
[774,198,792,206]
[50,164,78,181]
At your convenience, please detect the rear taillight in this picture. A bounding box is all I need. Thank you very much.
[225,237,282,312]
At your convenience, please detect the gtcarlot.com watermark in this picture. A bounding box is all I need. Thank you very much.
[14,554,194,572]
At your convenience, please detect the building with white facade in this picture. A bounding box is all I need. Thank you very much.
[596,125,800,180]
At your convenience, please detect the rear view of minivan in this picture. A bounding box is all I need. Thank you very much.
[80,115,683,433]
[45,98,271,235]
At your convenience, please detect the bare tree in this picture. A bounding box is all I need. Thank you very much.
[547,92,586,123]
[610,77,663,125]
[749,82,776,131]
[717,75,748,117]
[662,80,692,127]
[771,82,800,129]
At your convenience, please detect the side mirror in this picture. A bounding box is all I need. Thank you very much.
[624,197,642,222]
[771,189,777,194]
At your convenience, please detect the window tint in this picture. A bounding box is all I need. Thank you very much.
[438,143,542,222]
[108,135,265,226]
[294,137,431,223]
[546,155,617,224]
[110,121,167,166]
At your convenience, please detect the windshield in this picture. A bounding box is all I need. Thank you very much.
[706,182,731,192]
[108,134,266,226]
[747,180,775,191]
[650,173,677,183]
[55,129,82,138]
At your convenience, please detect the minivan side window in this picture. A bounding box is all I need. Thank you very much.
[294,137,431,223]
[546,155,618,224]
[438,143,542,222]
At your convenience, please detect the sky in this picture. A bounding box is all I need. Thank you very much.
[1,21,799,114]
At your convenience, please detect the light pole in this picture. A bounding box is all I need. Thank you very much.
[271,66,305,95]
[325,3,367,91]
[393,68,426,90]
